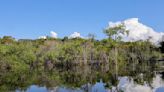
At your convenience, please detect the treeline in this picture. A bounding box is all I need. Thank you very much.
[0,35,163,73]
[0,24,164,79]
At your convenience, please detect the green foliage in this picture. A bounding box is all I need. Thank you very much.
[104,24,129,42]
[0,35,162,72]
[0,34,163,91]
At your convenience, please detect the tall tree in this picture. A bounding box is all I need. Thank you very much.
[104,23,128,79]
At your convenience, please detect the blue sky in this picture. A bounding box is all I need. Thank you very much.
[0,0,164,39]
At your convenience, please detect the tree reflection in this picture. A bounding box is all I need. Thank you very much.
[0,61,161,91]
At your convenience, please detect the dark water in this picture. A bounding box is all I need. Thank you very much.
[1,63,164,92]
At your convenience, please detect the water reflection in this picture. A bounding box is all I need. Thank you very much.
[16,74,164,92]
[156,87,164,92]
[0,63,164,92]
[17,85,47,92]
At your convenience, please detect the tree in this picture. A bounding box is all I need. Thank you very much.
[88,33,96,41]
[104,23,129,79]
[104,23,129,42]
[160,36,164,53]
[1,36,15,44]
[62,36,69,42]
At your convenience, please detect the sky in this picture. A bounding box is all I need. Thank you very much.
[0,0,164,39]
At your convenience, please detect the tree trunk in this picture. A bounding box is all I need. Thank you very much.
[115,47,118,79]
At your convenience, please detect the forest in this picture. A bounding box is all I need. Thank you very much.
[0,25,164,91]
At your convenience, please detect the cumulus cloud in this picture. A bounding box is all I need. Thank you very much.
[38,31,58,39]
[69,32,82,39]
[38,36,47,39]
[50,31,58,38]
[108,18,164,44]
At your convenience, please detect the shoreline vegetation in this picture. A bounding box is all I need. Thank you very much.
[0,26,164,91]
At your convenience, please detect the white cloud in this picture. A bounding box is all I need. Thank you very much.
[38,36,47,39]
[38,31,57,39]
[108,18,164,44]
[69,32,82,39]
[50,31,58,38]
